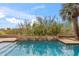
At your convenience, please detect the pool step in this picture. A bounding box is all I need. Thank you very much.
[0,41,23,56]
[0,42,16,55]
[0,43,13,50]
[1,44,18,56]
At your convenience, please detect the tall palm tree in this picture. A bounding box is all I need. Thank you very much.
[60,3,79,40]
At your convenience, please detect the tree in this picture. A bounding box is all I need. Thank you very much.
[32,23,46,35]
[60,3,79,40]
[48,21,62,35]
[36,16,55,35]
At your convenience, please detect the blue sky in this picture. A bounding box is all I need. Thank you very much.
[0,3,62,28]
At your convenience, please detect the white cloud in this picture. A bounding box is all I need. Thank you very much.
[0,7,37,25]
[0,7,47,28]
[32,5,46,10]
[0,8,6,18]
[0,12,5,18]
[6,18,24,24]
[0,7,36,19]
[0,7,7,17]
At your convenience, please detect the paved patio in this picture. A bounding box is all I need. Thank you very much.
[0,38,17,42]
[58,38,79,44]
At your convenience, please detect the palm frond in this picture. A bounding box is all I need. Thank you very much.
[60,3,79,21]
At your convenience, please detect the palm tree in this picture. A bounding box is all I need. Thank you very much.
[60,3,79,40]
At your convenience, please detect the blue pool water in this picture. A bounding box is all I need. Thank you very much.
[0,40,79,56]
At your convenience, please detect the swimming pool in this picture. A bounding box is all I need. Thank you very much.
[0,40,79,56]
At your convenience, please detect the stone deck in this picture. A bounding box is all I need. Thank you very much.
[58,38,79,44]
[0,35,79,45]
[0,38,17,42]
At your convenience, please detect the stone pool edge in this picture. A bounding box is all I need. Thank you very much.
[0,35,79,45]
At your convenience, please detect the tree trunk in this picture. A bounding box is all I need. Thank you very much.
[72,17,79,40]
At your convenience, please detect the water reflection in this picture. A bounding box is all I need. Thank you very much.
[73,45,79,56]
[14,40,79,56]
[61,45,74,56]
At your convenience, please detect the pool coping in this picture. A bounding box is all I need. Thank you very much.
[0,38,17,42]
[57,38,79,45]
[0,35,79,45]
